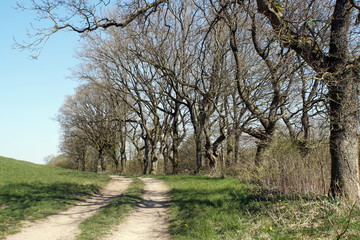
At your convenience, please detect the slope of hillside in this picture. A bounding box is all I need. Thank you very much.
[157,175,360,239]
[0,156,110,238]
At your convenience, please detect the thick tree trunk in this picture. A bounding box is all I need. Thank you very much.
[328,73,360,201]
[120,149,126,174]
[205,146,219,169]
[195,132,203,170]
[254,0,360,202]
[114,157,120,173]
[110,146,120,173]
[149,160,157,174]
[226,136,233,166]
[93,152,99,173]
[172,143,179,173]
[172,106,180,173]
[136,150,143,173]
[163,145,170,174]
[143,137,150,174]
[204,129,226,169]
[254,140,269,166]
[99,149,106,172]
[234,129,241,163]
[149,148,158,175]
[120,123,127,174]
[254,125,276,166]
[81,153,86,171]
[172,119,180,173]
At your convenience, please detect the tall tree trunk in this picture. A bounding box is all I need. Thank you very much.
[163,145,170,174]
[149,147,158,175]
[143,137,150,174]
[204,127,227,169]
[120,122,127,173]
[93,151,99,173]
[111,145,120,173]
[254,0,360,201]
[234,128,241,163]
[172,103,180,173]
[226,136,233,166]
[81,152,86,171]
[172,140,179,173]
[245,124,276,166]
[195,131,203,170]
[114,156,120,173]
[254,129,275,166]
[120,148,126,174]
[99,148,106,172]
[254,140,269,166]
[328,73,360,201]
[326,0,360,201]
[205,142,217,168]
[75,157,80,171]
[150,160,158,174]
[136,149,143,173]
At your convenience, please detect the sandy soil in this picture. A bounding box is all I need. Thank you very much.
[103,177,170,240]
[6,176,132,240]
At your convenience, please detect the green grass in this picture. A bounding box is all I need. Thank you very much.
[2,157,359,239]
[156,175,360,240]
[0,156,110,238]
[76,176,145,240]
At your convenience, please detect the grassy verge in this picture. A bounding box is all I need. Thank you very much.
[0,156,110,238]
[76,177,145,240]
[156,175,360,240]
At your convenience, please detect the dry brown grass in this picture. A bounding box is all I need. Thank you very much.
[217,138,331,195]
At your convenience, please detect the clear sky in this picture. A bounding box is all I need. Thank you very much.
[0,1,81,164]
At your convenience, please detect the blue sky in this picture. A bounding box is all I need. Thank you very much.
[0,1,81,164]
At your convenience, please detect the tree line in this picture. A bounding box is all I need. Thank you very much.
[19,0,360,202]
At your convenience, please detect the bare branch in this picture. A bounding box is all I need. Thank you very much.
[16,0,168,54]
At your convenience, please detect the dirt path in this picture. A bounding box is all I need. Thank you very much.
[6,176,132,240]
[103,177,170,240]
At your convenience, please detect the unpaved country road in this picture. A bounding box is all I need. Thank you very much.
[103,178,170,240]
[6,176,132,240]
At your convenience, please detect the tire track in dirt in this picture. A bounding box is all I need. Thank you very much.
[6,176,132,240]
[103,177,170,240]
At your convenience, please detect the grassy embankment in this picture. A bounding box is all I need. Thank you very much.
[0,156,110,238]
[157,175,360,240]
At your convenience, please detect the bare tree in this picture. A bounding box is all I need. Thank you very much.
[19,0,360,201]
[217,4,299,165]
[60,129,88,171]
[16,0,168,56]
[254,0,360,201]
[58,82,124,172]
[281,60,327,156]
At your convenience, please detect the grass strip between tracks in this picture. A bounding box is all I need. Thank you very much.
[76,177,145,240]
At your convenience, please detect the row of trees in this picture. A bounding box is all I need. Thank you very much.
[20,0,360,202]
[57,0,323,173]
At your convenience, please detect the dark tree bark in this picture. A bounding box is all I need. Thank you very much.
[142,135,150,174]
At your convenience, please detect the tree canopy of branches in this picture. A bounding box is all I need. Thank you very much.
[19,0,360,203]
